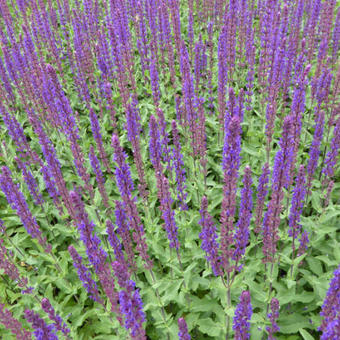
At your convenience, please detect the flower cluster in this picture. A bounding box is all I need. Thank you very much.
[319,264,340,337]
[233,291,252,340]
[24,310,58,340]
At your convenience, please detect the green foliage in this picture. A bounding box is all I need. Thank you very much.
[0,0,339,339]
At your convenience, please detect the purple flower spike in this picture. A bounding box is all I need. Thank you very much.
[199,196,221,276]
[266,298,280,340]
[289,165,306,242]
[41,298,70,336]
[323,117,340,180]
[178,317,190,340]
[157,173,180,250]
[320,264,340,338]
[321,318,340,340]
[68,245,103,304]
[15,157,43,205]
[119,289,146,339]
[24,309,58,340]
[263,116,294,264]
[0,239,28,288]
[112,261,146,339]
[112,134,134,194]
[89,146,109,208]
[112,202,136,270]
[69,190,107,272]
[106,220,126,267]
[171,120,188,210]
[254,163,270,234]
[307,110,324,191]
[233,166,253,267]
[220,115,242,272]
[149,115,162,172]
[112,135,151,269]
[233,291,252,340]
[297,231,309,258]
[0,166,50,253]
[0,304,32,339]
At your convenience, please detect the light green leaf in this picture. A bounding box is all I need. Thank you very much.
[299,328,315,340]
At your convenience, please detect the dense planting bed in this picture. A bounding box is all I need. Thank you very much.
[0,0,339,339]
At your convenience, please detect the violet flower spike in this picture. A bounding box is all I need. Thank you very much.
[69,190,107,272]
[297,231,309,258]
[319,264,340,337]
[199,196,221,276]
[288,165,306,244]
[41,298,70,336]
[307,110,324,191]
[112,201,136,270]
[149,115,163,172]
[220,115,242,272]
[254,163,270,234]
[157,173,180,250]
[112,261,146,339]
[171,120,188,210]
[233,291,252,340]
[0,304,32,340]
[233,166,253,268]
[0,166,50,252]
[0,239,28,288]
[322,117,340,180]
[24,310,58,340]
[106,220,127,267]
[68,245,103,304]
[178,317,191,340]
[266,298,280,340]
[112,135,152,269]
[89,146,109,208]
[112,134,134,198]
[262,116,294,263]
[15,157,43,205]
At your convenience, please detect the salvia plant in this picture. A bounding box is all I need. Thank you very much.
[0,0,339,339]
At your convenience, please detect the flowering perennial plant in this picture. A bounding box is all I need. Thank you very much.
[0,0,338,339]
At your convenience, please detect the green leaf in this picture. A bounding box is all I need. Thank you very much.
[279,314,311,334]
[294,292,315,303]
[163,279,184,304]
[319,209,340,224]
[306,257,323,276]
[72,309,99,329]
[285,279,296,290]
[277,289,296,305]
[191,296,224,315]
[198,318,223,337]
[299,328,314,340]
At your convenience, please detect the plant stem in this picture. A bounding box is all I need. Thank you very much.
[226,272,232,340]
[266,262,274,315]
[290,237,296,278]
[149,269,170,340]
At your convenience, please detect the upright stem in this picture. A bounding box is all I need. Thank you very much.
[193,159,200,204]
[226,272,232,340]
[176,248,186,289]
[149,270,170,340]
[319,126,331,180]
[3,230,25,258]
[290,237,296,278]
[266,262,275,314]
[169,248,174,279]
